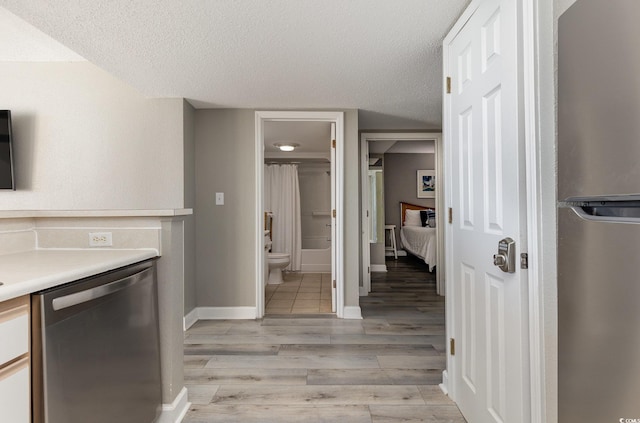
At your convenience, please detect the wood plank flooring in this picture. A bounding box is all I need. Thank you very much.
[183,256,466,422]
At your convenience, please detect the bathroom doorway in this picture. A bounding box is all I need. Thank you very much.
[255,111,344,318]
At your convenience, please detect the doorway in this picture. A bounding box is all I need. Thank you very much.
[255,111,345,318]
[360,132,444,296]
[263,121,333,315]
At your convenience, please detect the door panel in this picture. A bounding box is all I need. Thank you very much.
[446,0,528,421]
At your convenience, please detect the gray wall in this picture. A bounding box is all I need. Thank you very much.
[195,109,256,307]
[383,153,435,247]
[342,109,360,307]
[194,108,360,310]
[183,101,197,315]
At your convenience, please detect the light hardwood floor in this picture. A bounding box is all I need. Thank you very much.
[183,256,466,422]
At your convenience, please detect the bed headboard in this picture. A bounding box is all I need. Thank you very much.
[400,202,435,226]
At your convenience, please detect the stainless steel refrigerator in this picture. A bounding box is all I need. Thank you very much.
[558,1,640,422]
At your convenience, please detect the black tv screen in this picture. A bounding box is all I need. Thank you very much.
[0,110,15,190]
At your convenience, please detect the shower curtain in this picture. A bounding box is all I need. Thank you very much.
[264,164,302,271]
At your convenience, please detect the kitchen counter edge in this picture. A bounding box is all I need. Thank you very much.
[0,249,159,302]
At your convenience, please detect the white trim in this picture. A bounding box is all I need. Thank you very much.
[359,132,444,296]
[197,307,258,320]
[156,386,190,423]
[255,113,266,318]
[370,264,387,272]
[443,31,457,403]
[360,136,372,295]
[342,306,362,320]
[255,111,345,319]
[440,370,449,395]
[183,307,198,331]
[434,135,445,296]
[523,0,547,421]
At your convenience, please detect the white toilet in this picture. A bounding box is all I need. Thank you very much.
[267,253,290,284]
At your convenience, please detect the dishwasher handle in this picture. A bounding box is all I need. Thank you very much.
[51,267,152,311]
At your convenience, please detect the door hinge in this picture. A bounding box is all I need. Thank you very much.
[446,76,452,94]
[520,253,529,270]
[448,207,453,224]
[332,280,336,288]
[367,266,370,274]
[332,209,336,218]
[332,139,336,148]
[450,338,455,356]
[366,210,369,218]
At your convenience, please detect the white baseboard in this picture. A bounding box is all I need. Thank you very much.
[440,370,449,396]
[157,386,190,423]
[183,307,198,330]
[359,286,369,296]
[342,306,362,319]
[197,306,257,320]
[370,264,387,272]
[385,250,407,257]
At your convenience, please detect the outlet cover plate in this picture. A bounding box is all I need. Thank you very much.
[89,232,113,247]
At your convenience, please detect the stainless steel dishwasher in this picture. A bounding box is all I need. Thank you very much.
[31,259,162,423]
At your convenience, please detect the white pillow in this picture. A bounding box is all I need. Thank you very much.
[404,209,422,227]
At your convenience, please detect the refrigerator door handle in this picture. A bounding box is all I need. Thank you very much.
[567,203,640,224]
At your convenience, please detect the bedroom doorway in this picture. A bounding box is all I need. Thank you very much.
[360,132,444,295]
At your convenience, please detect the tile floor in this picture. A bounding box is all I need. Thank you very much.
[265,272,333,315]
[183,256,466,422]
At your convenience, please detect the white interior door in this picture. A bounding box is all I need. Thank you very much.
[445,0,529,422]
[330,122,337,313]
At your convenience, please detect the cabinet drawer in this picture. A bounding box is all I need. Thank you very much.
[0,356,30,423]
[0,296,29,365]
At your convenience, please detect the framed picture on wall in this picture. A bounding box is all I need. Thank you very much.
[417,170,435,198]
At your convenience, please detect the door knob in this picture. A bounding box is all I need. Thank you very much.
[493,237,516,273]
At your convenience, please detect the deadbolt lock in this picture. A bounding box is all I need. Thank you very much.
[493,237,516,273]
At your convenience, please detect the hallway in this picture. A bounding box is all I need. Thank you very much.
[183,256,465,422]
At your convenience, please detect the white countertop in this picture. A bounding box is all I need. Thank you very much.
[0,249,158,302]
[0,209,193,219]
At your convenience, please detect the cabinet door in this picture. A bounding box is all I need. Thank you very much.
[0,296,29,364]
[0,356,30,423]
[0,296,30,423]
[0,313,28,364]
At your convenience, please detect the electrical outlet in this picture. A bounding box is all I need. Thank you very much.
[89,232,113,247]
[216,192,224,205]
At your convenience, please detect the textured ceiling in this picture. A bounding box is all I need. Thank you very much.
[0,1,470,129]
[0,7,84,61]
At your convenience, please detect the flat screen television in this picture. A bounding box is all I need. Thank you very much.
[0,110,15,190]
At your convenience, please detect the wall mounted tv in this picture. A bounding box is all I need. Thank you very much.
[0,110,15,190]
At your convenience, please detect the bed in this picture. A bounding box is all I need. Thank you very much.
[399,202,437,271]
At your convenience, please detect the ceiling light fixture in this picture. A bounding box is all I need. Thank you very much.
[273,142,299,152]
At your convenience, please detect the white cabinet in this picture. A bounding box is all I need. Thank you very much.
[0,296,30,423]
